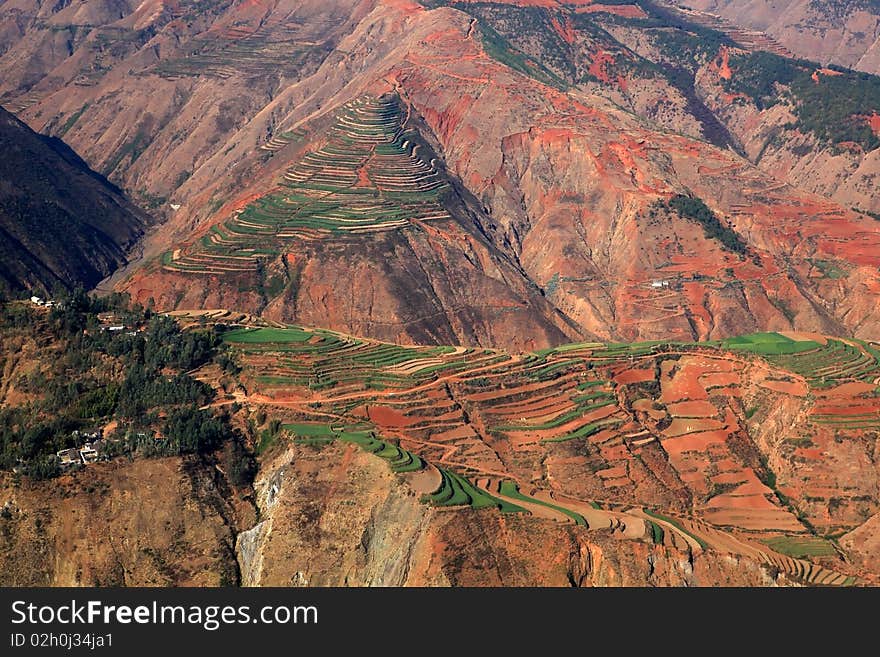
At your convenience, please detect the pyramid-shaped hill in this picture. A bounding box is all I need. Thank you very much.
[163,94,452,275]
[133,94,578,351]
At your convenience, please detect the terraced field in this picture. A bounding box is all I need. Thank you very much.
[717,332,880,429]
[149,20,331,80]
[163,94,452,275]
[208,321,880,585]
[722,333,880,386]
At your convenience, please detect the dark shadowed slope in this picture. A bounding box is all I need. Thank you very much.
[0,106,151,296]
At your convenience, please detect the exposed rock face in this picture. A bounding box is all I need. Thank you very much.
[0,457,254,586]
[0,106,150,295]
[238,444,434,586]
[237,441,786,586]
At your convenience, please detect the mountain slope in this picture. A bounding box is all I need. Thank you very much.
[0,0,371,215]
[675,0,880,75]
[4,0,880,348]
[430,1,880,214]
[0,106,150,296]
[118,0,880,345]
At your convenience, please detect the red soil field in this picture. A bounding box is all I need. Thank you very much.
[368,405,420,427]
[777,331,827,345]
[699,372,740,388]
[614,367,655,384]
[660,357,721,403]
[432,425,478,441]
[701,508,804,531]
[794,447,824,461]
[729,473,773,497]
[713,458,741,472]
[820,382,877,397]
[597,465,627,480]
[812,402,880,416]
[758,379,808,396]
[661,428,729,455]
[667,400,718,417]
[663,417,725,437]
[710,471,749,485]
[631,398,655,411]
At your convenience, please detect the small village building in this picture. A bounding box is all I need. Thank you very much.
[79,440,103,464]
[56,448,79,467]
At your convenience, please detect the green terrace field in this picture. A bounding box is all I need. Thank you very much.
[242,328,833,452]
[163,94,454,276]
[283,423,428,472]
[287,423,527,512]
[424,469,526,512]
[717,332,880,388]
[217,321,875,585]
[720,332,821,355]
[278,421,519,509]
[761,535,839,559]
[498,481,586,525]
[224,327,313,344]
[224,326,880,399]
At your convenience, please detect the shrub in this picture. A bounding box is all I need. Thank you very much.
[664,194,747,255]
